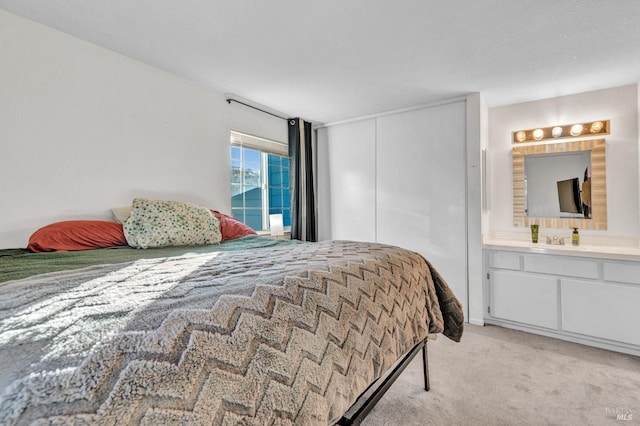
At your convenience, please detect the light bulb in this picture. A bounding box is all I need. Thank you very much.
[532,129,544,140]
[551,127,563,138]
[590,121,603,133]
[570,124,583,136]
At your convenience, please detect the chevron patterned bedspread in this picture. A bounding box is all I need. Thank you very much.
[0,240,463,425]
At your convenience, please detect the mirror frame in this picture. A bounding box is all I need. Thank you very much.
[513,138,607,230]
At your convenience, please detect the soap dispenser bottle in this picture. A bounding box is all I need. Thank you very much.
[572,228,579,246]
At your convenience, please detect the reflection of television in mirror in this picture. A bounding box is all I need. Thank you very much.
[557,177,582,214]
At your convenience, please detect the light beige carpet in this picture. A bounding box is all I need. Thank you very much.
[364,324,640,426]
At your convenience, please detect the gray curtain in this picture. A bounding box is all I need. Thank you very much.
[288,118,317,241]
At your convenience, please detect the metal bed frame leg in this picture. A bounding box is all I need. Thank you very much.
[423,340,430,391]
[337,338,430,425]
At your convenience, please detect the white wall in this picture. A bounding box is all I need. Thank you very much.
[487,84,639,241]
[0,10,286,248]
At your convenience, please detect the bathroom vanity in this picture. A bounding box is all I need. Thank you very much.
[483,121,640,356]
[484,240,640,356]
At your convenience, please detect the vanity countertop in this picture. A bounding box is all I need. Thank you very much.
[484,237,640,262]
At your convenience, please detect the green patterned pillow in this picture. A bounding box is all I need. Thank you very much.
[123,198,221,249]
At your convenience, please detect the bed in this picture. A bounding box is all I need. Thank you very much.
[0,201,464,425]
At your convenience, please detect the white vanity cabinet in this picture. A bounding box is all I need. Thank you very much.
[485,247,640,356]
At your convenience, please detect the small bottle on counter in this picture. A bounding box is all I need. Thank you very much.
[572,227,579,246]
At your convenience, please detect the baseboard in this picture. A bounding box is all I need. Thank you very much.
[484,318,640,358]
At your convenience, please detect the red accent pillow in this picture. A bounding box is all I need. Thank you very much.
[28,220,128,252]
[211,211,257,241]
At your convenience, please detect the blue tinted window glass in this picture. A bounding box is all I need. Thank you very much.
[283,209,291,226]
[231,209,244,222]
[269,170,282,186]
[245,161,261,171]
[244,187,262,208]
[245,210,262,230]
[230,140,290,231]
[270,191,283,208]
[266,154,290,228]
[231,168,242,184]
[231,196,244,208]
[244,148,261,164]
[268,154,281,167]
[244,169,261,186]
[231,146,241,160]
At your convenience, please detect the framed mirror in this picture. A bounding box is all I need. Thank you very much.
[513,139,607,230]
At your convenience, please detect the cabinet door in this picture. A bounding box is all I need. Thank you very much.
[562,279,640,346]
[491,270,559,329]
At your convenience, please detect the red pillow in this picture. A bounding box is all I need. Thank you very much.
[211,211,257,241]
[28,220,128,252]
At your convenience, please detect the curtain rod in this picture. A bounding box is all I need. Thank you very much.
[226,97,289,120]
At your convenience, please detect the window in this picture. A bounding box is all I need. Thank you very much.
[231,131,291,231]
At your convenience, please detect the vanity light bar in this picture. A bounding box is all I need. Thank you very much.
[513,120,610,143]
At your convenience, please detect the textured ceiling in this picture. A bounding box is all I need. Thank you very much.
[1,0,639,123]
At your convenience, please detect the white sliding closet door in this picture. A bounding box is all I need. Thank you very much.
[316,119,376,242]
[376,101,467,311]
